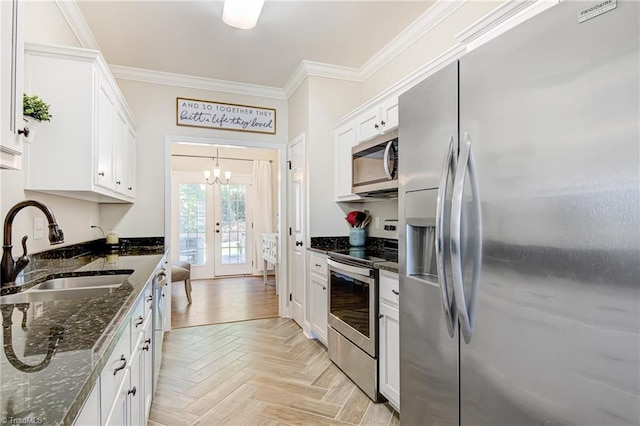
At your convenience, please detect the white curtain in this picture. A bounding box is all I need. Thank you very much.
[250,160,273,274]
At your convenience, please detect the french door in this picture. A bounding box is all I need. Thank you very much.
[172,172,253,279]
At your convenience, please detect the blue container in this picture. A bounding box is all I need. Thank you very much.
[349,228,367,247]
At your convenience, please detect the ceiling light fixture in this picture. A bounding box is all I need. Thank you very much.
[222,0,265,30]
[204,148,231,185]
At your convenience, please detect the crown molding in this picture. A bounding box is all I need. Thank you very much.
[54,0,100,50]
[284,60,361,98]
[284,0,468,97]
[455,0,558,51]
[109,65,287,100]
[333,42,466,128]
[359,0,467,82]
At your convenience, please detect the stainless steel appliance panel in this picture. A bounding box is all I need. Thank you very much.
[399,61,460,425]
[458,2,640,424]
[398,60,459,194]
[328,259,377,357]
[328,326,378,402]
[352,136,399,197]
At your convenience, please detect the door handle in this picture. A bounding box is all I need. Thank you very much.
[450,133,482,344]
[391,289,399,296]
[436,136,457,338]
[382,140,397,180]
[216,230,220,233]
[295,241,303,247]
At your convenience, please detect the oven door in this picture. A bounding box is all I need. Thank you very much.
[327,258,377,357]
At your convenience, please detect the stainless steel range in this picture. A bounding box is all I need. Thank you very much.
[327,240,397,402]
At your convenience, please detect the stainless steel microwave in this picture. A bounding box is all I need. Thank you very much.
[352,136,398,197]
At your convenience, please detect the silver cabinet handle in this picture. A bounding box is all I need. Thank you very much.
[436,136,458,338]
[383,140,395,180]
[450,132,483,344]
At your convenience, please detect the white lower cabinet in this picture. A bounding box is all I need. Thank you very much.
[308,252,328,344]
[379,270,400,411]
[74,381,101,426]
[74,281,154,426]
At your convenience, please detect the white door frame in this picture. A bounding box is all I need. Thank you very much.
[164,134,289,331]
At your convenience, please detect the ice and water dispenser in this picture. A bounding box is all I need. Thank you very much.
[405,189,439,283]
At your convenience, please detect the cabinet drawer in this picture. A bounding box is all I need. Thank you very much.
[309,253,328,277]
[143,282,153,314]
[379,270,399,308]
[130,297,145,345]
[100,325,130,423]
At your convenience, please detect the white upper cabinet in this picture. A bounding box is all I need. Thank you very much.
[334,120,362,202]
[23,44,137,203]
[0,0,25,170]
[354,95,399,144]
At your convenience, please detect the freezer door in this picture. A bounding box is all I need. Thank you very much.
[399,61,459,193]
[458,1,640,425]
[399,62,459,425]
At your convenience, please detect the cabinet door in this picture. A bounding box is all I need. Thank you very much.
[125,126,136,198]
[380,96,399,134]
[309,272,328,344]
[334,121,361,201]
[103,368,129,426]
[129,343,144,426]
[379,302,400,410]
[142,313,153,420]
[96,80,116,190]
[354,106,381,143]
[0,0,24,170]
[113,109,128,195]
[74,381,101,426]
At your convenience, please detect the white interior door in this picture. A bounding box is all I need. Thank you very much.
[171,172,214,279]
[288,135,305,327]
[213,175,253,276]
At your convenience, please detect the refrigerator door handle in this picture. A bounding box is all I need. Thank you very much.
[435,136,457,338]
[450,132,482,344]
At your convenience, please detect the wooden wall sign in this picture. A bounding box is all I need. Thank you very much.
[176,97,276,134]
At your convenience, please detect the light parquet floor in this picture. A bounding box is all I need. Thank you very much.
[148,317,399,426]
[172,276,279,329]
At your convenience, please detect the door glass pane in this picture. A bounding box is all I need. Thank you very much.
[221,184,247,265]
[178,183,206,265]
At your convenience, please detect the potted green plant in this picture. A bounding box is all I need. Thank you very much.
[22,93,52,142]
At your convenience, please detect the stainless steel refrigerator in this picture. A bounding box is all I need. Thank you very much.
[398,1,639,425]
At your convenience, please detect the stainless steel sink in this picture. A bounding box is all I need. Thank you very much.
[0,286,117,304]
[30,274,130,291]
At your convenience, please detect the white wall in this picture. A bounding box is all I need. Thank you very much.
[307,76,361,237]
[0,1,102,254]
[99,79,288,237]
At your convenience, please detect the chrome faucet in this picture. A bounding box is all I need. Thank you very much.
[1,200,64,287]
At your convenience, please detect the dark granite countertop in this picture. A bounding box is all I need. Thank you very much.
[376,262,399,274]
[0,239,166,426]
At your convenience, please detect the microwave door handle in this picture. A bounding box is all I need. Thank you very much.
[383,140,394,180]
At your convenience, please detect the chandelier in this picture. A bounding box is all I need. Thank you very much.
[204,148,231,185]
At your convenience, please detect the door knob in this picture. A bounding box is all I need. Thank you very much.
[216,230,220,233]
[295,241,303,247]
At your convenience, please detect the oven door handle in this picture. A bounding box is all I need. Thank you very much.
[327,259,374,283]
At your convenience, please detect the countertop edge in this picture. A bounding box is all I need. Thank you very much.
[61,252,167,426]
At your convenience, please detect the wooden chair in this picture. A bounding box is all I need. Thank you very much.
[171,260,192,304]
